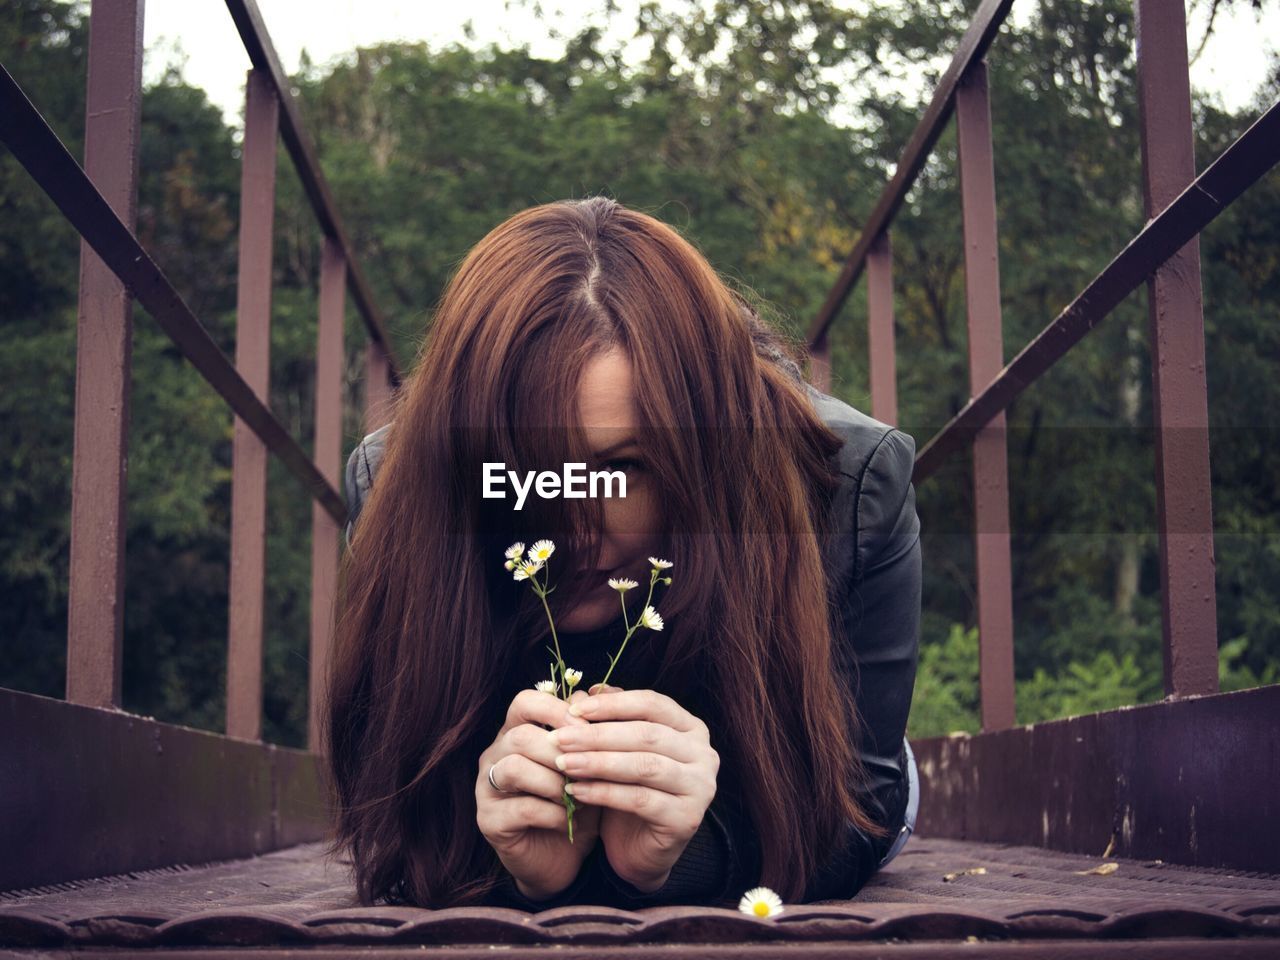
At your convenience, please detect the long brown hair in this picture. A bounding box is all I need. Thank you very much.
[322,196,889,907]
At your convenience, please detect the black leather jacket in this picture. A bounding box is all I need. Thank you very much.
[342,382,921,908]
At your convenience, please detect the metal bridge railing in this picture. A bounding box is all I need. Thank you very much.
[805,0,1280,729]
[0,0,404,754]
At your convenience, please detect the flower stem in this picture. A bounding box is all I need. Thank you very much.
[599,570,659,689]
[535,567,567,698]
[531,562,575,838]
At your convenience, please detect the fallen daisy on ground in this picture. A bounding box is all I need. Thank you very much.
[738,885,784,918]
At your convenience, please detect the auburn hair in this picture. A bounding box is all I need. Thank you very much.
[322,196,888,907]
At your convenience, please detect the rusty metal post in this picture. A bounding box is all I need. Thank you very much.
[310,239,346,752]
[956,60,1016,731]
[1134,0,1219,699]
[227,70,279,742]
[808,333,832,395]
[364,339,393,434]
[66,0,145,709]
[867,231,898,426]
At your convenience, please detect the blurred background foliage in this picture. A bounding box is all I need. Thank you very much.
[2,0,1276,746]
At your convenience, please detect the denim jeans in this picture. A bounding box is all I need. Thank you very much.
[877,737,919,868]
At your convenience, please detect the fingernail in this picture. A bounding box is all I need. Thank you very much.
[554,754,567,771]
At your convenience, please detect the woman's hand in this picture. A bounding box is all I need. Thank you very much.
[476,687,603,901]
[550,685,719,893]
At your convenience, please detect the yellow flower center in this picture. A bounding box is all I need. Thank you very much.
[753,901,770,917]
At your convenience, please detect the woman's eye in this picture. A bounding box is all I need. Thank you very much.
[603,458,644,474]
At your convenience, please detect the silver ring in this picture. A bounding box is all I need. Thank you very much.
[488,761,515,794]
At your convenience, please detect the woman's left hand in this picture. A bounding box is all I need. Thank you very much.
[550,685,719,893]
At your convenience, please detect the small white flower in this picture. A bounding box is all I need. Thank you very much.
[738,885,784,918]
[638,605,664,631]
[534,679,556,694]
[564,668,583,688]
[648,557,673,570]
[513,558,544,582]
[503,559,516,571]
[608,577,639,592]
[529,539,556,562]
[505,541,526,560]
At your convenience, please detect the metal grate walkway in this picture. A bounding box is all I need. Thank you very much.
[3,836,1278,956]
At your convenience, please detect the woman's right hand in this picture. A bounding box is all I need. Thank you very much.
[476,687,603,901]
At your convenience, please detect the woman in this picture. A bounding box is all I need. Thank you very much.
[326,196,921,911]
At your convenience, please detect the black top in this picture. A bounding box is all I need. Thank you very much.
[344,384,922,911]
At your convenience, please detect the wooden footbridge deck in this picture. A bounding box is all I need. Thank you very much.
[4,836,1279,956]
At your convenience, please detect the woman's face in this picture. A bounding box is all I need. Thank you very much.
[551,345,665,633]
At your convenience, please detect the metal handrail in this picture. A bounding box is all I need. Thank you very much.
[0,65,346,525]
[806,0,1015,347]
[805,0,1280,724]
[912,97,1280,483]
[225,0,402,381]
[0,0,405,741]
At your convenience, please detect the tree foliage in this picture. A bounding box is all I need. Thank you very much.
[2,0,1277,744]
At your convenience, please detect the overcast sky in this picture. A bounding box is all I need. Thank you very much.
[136,0,1277,129]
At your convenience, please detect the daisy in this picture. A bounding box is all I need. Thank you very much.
[564,668,583,688]
[529,539,556,563]
[505,541,526,560]
[738,886,784,918]
[608,577,639,592]
[513,558,544,582]
[534,679,556,694]
[503,559,516,571]
[648,557,673,570]
[638,605,664,631]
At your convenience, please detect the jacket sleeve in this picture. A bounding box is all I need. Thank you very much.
[343,438,372,553]
[804,426,922,901]
[593,798,736,906]
[484,845,607,910]
[485,809,731,910]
